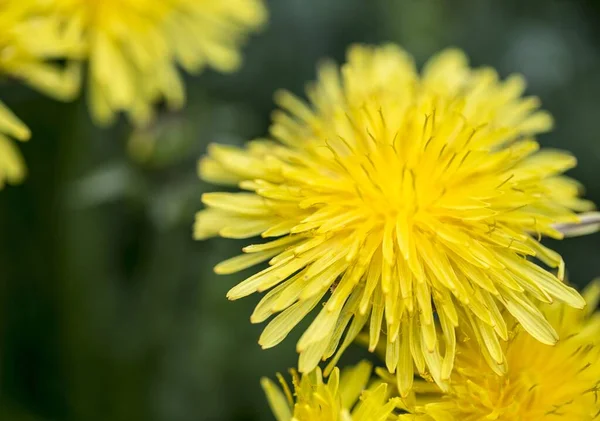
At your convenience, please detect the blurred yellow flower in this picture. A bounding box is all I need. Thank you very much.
[0,101,29,188]
[401,281,600,420]
[50,0,267,126]
[0,1,81,100]
[195,44,593,394]
[262,361,399,421]
[0,1,82,188]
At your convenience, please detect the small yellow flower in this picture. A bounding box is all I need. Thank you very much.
[196,44,593,395]
[49,0,267,126]
[401,281,600,420]
[0,101,29,188]
[262,361,399,421]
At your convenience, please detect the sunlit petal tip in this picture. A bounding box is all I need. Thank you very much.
[226,286,248,300]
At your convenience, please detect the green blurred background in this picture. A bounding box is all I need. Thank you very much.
[2,0,600,420]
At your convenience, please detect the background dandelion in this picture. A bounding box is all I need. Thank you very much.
[49,0,267,127]
[0,1,81,188]
[2,1,600,421]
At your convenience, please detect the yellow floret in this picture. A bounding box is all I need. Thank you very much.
[0,101,29,188]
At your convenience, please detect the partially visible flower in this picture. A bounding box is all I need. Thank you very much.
[49,0,267,126]
[0,1,82,188]
[196,44,593,395]
[0,101,29,188]
[400,281,600,420]
[0,1,82,100]
[261,361,399,421]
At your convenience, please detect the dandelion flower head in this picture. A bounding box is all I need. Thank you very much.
[262,361,399,421]
[49,0,267,126]
[402,281,600,420]
[196,44,592,395]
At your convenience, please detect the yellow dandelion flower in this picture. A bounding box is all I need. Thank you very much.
[0,101,29,187]
[49,0,267,126]
[0,1,81,100]
[401,281,600,420]
[195,44,593,394]
[0,1,82,188]
[262,361,399,421]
